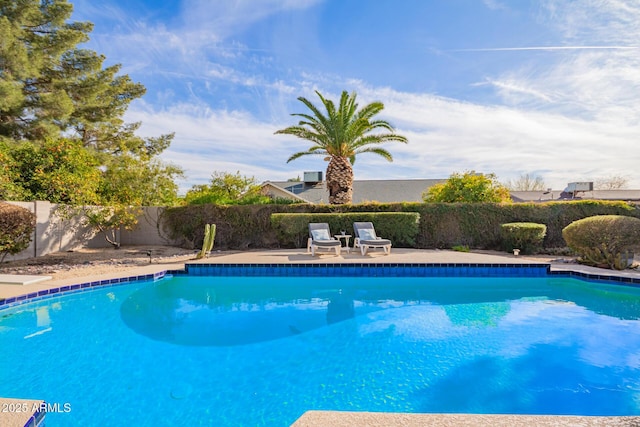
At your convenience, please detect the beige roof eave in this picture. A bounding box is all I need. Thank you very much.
[259,182,313,204]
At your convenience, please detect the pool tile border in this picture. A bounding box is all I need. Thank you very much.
[550,269,640,287]
[175,262,551,277]
[2,263,640,311]
[0,271,166,310]
[24,405,45,427]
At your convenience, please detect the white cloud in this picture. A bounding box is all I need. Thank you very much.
[125,101,307,192]
[76,0,640,192]
[127,77,640,194]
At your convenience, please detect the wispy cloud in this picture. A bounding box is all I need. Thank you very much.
[482,0,507,11]
[73,0,321,97]
[475,79,555,103]
[181,0,323,40]
[467,1,640,125]
[454,46,638,52]
[543,0,640,44]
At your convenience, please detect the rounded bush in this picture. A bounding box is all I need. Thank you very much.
[562,215,640,269]
[500,222,547,254]
[0,202,36,262]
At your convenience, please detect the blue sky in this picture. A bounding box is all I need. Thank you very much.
[70,0,640,193]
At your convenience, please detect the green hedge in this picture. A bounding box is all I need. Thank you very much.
[161,204,292,250]
[161,200,639,250]
[271,212,420,248]
[411,201,638,249]
[500,222,547,254]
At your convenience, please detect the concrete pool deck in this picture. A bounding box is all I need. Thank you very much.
[1,248,640,427]
[2,248,639,301]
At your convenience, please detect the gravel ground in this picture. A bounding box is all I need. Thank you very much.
[0,246,198,281]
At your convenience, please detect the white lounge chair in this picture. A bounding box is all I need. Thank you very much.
[308,223,342,256]
[353,222,392,255]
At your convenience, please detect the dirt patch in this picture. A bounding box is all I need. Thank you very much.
[0,246,198,281]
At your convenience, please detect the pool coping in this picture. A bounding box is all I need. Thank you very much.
[0,398,44,427]
[292,411,640,426]
[0,271,167,310]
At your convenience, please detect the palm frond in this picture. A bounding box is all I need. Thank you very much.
[276,126,330,148]
[366,119,395,132]
[354,146,394,162]
[351,133,408,151]
[286,147,328,163]
[276,89,408,168]
[295,96,333,135]
[353,101,384,121]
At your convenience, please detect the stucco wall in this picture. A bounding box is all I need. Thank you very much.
[2,202,176,261]
[120,207,174,246]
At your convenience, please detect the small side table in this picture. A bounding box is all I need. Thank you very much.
[334,234,352,253]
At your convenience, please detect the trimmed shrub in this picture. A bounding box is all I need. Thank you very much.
[562,215,640,270]
[500,222,547,254]
[0,203,36,262]
[271,212,420,248]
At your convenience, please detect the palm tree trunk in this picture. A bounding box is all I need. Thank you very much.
[326,156,353,204]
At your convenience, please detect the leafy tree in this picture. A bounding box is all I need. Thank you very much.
[184,171,270,205]
[0,0,180,191]
[0,139,26,200]
[505,173,547,191]
[1,0,93,139]
[86,154,182,248]
[275,90,407,204]
[82,205,140,249]
[10,138,101,204]
[423,171,512,203]
[0,0,153,150]
[0,0,184,247]
[99,154,182,207]
[1,0,87,138]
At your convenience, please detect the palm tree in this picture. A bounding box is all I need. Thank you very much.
[275,90,408,204]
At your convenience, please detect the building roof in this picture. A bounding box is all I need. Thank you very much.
[264,179,445,204]
[263,178,640,204]
[510,190,640,202]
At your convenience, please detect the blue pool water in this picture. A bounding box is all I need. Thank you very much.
[2,273,640,426]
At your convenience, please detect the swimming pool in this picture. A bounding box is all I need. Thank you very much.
[1,264,640,426]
